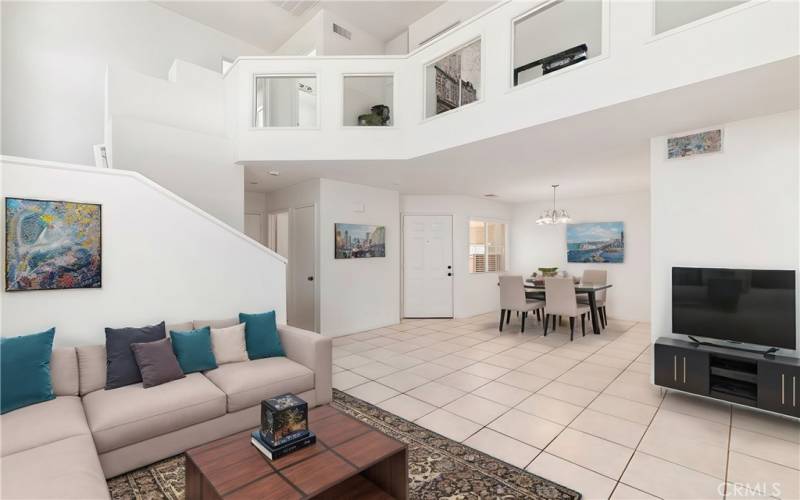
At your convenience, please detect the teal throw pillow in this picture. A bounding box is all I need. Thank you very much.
[1,328,56,414]
[238,310,285,359]
[170,327,218,373]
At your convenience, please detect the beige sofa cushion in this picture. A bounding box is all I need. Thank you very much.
[0,434,109,500]
[211,323,248,364]
[82,373,226,453]
[0,396,90,457]
[51,347,80,397]
[76,345,107,396]
[204,357,314,412]
[166,321,194,334]
[193,317,238,329]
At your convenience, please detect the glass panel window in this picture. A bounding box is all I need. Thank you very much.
[513,0,602,86]
[253,75,317,128]
[654,1,747,34]
[425,39,481,118]
[469,220,507,273]
[342,75,394,126]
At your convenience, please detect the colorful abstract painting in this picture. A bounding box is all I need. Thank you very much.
[335,223,385,259]
[567,222,624,263]
[5,198,101,291]
[667,129,722,159]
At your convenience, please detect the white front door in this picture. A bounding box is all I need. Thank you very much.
[403,215,453,318]
[290,205,316,331]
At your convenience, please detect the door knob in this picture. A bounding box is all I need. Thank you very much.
[447,265,452,269]
[447,273,453,277]
[307,276,314,281]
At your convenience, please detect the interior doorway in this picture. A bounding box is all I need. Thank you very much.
[290,205,317,331]
[267,211,289,259]
[403,214,454,318]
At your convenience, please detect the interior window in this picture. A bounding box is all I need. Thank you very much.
[253,76,317,128]
[425,39,481,118]
[469,220,506,273]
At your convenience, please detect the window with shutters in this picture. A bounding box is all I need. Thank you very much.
[469,220,507,273]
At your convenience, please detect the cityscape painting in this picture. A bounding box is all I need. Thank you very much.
[335,223,386,259]
[566,222,624,263]
[5,198,102,291]
[667,129,722,159]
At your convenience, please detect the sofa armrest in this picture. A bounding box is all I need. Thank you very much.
[278,325,332,406]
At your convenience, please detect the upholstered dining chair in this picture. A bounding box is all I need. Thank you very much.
[499,275,545,333]
[579,269,608,329]
[543,277,591,341]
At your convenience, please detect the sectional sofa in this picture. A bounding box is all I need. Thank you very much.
[0,319,332,500]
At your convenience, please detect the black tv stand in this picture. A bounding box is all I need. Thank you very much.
[655,338,799,418]
[686,336,779,358]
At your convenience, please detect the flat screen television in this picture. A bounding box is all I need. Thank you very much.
[672,267,797,350]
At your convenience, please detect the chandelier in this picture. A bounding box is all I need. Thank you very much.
[536,184,571,225]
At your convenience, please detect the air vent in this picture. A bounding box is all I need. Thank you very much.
[332,23,352,40]
[271,1,319,17]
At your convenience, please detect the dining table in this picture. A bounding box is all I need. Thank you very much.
[524,280,613,335]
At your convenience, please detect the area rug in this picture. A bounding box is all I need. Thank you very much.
[108,389,580,499]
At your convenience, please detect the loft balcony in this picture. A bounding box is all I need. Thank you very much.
[106,0,799,165]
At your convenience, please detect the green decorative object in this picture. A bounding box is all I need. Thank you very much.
[538,267,559,277]
[357,105,390,126]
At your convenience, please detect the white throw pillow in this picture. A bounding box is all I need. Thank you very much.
[210,323,248,364]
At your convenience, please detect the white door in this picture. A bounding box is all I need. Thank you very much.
[244,213,263,244]
[403,215,453,318]
[290,205,316,331]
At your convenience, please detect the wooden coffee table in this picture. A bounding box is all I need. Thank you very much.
[185,405,408,499]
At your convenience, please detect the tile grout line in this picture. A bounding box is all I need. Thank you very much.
[723,405,733,499]
[338,317,675,492]
[518,323,651,481]
[609,384,669,499]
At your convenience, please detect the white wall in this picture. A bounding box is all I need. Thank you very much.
[651,110,800,355]
[1,157,287,347]
[385,31,409,55]
[510,191,651,322]
[320,179,400,336]
[106,61,243,229]
[401,195,513,319]
[274,10,325,56]
[244,191,268,246]
[322,10,385,56]
[1,1,264,166]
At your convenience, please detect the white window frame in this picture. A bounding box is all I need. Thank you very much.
[468,219,508,274]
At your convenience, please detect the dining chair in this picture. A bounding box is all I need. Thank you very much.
[499,275,545,333]
[579,269,608,329]
[543,277,591,341]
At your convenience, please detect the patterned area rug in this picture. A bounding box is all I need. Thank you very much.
[108,389,580,499]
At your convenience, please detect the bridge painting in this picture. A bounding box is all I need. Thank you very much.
[566,222,624,263]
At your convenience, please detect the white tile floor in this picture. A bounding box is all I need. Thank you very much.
[332,312,800,500]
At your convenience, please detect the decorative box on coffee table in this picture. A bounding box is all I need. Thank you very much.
[185,405,408,499]
[260,393,309,447]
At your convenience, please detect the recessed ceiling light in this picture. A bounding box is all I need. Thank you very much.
[483,194,498,198]
[268,170,280,176]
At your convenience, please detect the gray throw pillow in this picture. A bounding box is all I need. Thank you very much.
[130,338,185,388]
[105,321,167,389]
